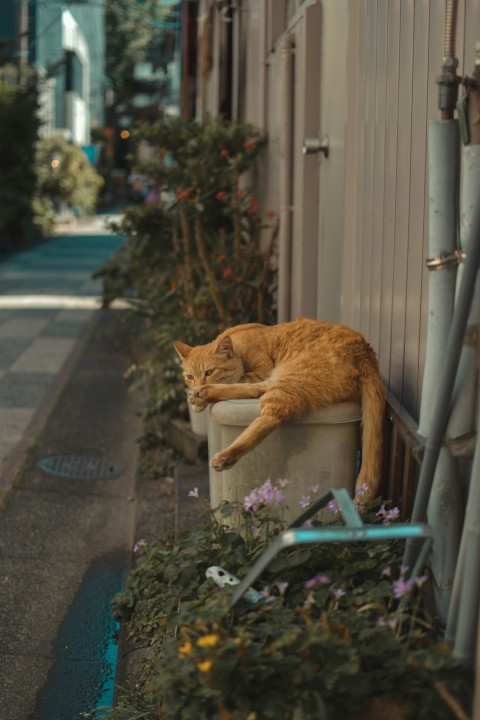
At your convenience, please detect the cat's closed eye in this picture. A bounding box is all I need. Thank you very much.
[186,373,194,381]
[205,368,215,377]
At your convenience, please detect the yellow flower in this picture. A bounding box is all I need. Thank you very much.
[197,659,213,672]
[178,640,192,656]
[197,633,220,648]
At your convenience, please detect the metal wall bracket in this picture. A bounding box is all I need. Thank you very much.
[426,249,466,271]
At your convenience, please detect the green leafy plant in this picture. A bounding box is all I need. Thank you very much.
[95,115,278,475]
[107,484,472,720]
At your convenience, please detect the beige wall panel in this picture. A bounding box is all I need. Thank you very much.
[316,0,349,324]
[343,0,480,419]
[345,2,367,332]
[370,0,388,354]
[378,0,401,392]
[290,2,321,318]
[358,0,378,341]
[383,1,414,410]
[402,2,430,418]
[244,0,264,129]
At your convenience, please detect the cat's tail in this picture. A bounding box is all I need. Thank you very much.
[356,350,386,503]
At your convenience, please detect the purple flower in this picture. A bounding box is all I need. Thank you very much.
[243,479,286,512]
[331,587,346,599]
[133,538,147,553]
[302,518,314,528]
[299,495,311,509]
[327,499,339,514]
[308,484,320,494]
[392,578,413,599]
[355,483,369,497]
[259,585,275,603]
[376,616,399,629]
[305,572,331,589]
[381,566,392,578]
[277,478,290,488]
[188,487,199,498]
[376,504,401,525]
[276,582,289,596]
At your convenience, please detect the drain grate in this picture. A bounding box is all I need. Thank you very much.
[37,454,123,480]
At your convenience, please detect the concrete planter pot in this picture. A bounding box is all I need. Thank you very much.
[187,403,208,437]
[207,399,361,521]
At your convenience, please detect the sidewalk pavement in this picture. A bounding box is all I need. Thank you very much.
[0,216,209,718]
[0,217,145,719]
[0,215,124,492]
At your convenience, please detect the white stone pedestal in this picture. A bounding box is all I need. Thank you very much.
[208,399,362,521]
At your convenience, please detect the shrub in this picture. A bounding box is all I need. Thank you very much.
[0,66,40,251]
[35,135,104,226]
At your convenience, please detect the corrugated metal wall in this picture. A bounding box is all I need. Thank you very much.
[343,0,480,420]
[199,0,480,424]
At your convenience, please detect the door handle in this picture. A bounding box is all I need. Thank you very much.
[302,136,329,157]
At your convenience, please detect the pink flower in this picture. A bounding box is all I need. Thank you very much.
[276,582,289,596]
[305,572,331,589]
[188,487,200,498]
[133,539,147,553]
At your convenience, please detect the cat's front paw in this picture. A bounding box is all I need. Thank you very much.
[211,451,238,471]
[188,387,209,411]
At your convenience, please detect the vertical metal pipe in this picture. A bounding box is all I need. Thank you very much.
[418,121,459,437]
[403,188,480,571]
[448,146,480,441]
[409,120,461,624]
[453,418,480,662]
[278,35,295,323]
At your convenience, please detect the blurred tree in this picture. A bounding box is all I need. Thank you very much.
[0,66,40,251]
[105,0,172,100]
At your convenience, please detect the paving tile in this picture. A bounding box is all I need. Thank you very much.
[53,308,94,323]
[9,338,76,373]
[0,407,36,439]
[0,338,32,369]
[0,317,51,338]
[0,440,19,464]
[0,372,54,408]
[39,321,88,339]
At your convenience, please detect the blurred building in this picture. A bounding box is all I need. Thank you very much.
[0,0,106,145]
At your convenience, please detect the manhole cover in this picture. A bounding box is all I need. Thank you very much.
[37,455,123,480]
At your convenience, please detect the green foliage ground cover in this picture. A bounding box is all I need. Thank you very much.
[106,486,472,720]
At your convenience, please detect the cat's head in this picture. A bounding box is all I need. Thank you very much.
[174,335,244,387]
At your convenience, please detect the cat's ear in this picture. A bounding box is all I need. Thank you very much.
[215,336,233,358]
[174,341,192,360]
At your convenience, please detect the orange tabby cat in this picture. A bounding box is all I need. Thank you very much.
[174,317,385,501]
